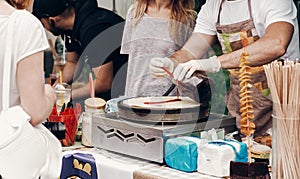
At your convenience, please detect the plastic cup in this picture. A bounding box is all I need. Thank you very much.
[55,83,71,112]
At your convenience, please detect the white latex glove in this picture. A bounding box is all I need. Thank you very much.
[173,56,221,81]
[149,57,174,77]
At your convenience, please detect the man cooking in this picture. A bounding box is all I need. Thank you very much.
[150,0,300,139]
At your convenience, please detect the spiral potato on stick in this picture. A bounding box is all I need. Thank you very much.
[238,52,255,136]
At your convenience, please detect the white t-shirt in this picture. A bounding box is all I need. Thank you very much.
[0,10,48,109]
[121,5,194,97]
[194,0,300,60]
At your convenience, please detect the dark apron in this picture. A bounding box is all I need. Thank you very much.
[215,0,272,137]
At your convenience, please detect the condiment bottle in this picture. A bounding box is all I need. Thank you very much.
[81,97,106,147]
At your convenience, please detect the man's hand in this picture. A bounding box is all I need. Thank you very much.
[173,56,221,81]
[149,57,174,77]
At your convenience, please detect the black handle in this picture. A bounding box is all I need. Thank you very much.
[162,84,176,96]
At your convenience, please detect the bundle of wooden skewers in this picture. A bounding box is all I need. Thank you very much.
[263,60,300,179]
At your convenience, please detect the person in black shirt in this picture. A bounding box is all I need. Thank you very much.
[33,0,128,102]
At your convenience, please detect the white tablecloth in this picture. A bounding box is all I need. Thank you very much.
[61,148,224,179]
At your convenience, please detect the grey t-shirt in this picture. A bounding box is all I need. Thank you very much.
[121,5,195,97]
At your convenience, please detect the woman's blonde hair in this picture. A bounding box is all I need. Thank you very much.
[6,0,32,9]
[134,0,196,43]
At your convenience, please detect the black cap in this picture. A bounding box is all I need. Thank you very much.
[32,0,70,18]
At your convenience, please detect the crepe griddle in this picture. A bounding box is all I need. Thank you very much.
[117,96,209,124]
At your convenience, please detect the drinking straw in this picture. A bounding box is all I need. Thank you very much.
[59,70,64,108]
[59,70,63,85]
[89,73,95,98]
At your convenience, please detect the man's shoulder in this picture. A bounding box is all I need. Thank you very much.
[90,7,124,24]
[78,8,124,37]
[76,6,124,30]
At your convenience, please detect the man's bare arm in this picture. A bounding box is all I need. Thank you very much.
[62,51,79,84]
[170,33,216,64]
[218,21,294,69]
[72,61,113,100]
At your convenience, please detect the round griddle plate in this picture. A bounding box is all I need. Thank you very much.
[117,96,209,123]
